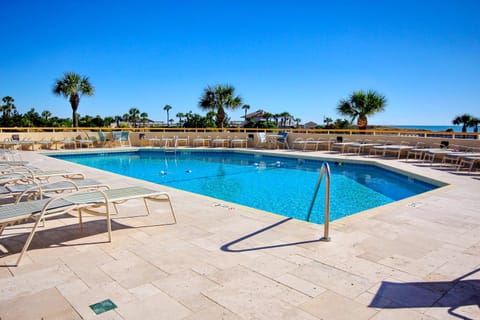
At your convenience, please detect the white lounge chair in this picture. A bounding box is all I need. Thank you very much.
[192,136,211,147]
[0,178,110,201]
[457,156,480,172]
[212,136,230,148]
[0,169,85,185]
[230,136,248,148]
[112,131,131,147]
[256,132,268,148]
[174,136,189,147]
[0,186,176,266]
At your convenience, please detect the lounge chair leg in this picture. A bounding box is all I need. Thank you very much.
[143,198,151,215]
[166,196,177,224]
[78,209,83,232]
[16,216,43,266]
[106,204,111,242]
[113,203,119,214]
[143,195,176,223]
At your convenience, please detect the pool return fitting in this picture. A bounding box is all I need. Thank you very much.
[306,162,331,241]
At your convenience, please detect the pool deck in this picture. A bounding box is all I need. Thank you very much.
[1,148,479,319]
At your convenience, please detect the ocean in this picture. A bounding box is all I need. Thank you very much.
[386,125,464,132]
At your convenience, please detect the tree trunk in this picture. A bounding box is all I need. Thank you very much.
[72,111,78,128]
[357,115,368,130]
[70,93,80,128]
[217,107,225,128]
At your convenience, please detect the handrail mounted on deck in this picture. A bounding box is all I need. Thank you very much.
[306,162,331,241]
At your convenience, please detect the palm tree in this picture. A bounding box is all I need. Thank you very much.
[324,117,333,126]
[453,114,473,132]
[295,118,301,128]
[336,90,387,130]
[469,117,480,133]
[176,112,185,127]
[140,112,149,127]
[163,104,172,126]
[41,110,52,121]
[279,112,291,128]
[242,104,250,119]
[103,116,114,127]
[199,84,242,128]
[1,96,16,118]
[273,114,280,127]
[52,72,94,128]
[263,112,273,123]
[128,108,140,127]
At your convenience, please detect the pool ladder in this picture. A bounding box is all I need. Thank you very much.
[306,162,331,241]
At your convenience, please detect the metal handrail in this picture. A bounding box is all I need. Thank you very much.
[306,162,331,241]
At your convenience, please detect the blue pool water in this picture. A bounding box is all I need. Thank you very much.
[51,150,438,224]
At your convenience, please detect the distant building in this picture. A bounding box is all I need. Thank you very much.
[244,109,266,122]
[304,121,318,129]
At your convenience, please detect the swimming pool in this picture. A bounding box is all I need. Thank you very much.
[51,150,439,224]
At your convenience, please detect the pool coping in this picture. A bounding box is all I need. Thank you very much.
[42,147,450,224]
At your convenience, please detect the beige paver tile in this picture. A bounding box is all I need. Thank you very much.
[140,245,216,274]
[100,249,168,289]
[190,235,226,251]
[59,281,136,319]
[117,291,192,320]
[204,287,298,320]
[377,254,435,278]
[206,250,257,270]
[300,290,377,320]
[128,283,162,300]
[206,264,254,285]
[181,305,242,320]
[177,293,220,313]
[275,273,326,297]
[191,262,221,276]
[294,260,374,299]
[0,287,81,320]
[300,230,370,258]
[427,254,480,280]
[0,264,78,301]
[319,253,398,282]
[370,309,437,319]
[204,266,305,319]
[356,235,436,263]
[56,278,89,299]
[280,308,321,319]
[152,269,220,299]
[463,242,480,256]
[283,253,314,265]
[241,253,300,278]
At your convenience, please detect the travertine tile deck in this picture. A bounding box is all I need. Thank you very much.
[0,149,479,320]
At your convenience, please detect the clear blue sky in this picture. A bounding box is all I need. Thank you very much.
[1,0,479,125]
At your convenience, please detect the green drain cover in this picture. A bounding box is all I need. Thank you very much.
[89,299,117,315]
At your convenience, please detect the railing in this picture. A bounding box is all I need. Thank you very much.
[306,162,331,241]
[0,127,478,140]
